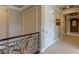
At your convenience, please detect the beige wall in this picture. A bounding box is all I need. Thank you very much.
[23,6,41,34]
[0,6,23,38]
[0,6,41,39]
[8,8,22,37]
[0,7,8,39]
[36,6,41,32]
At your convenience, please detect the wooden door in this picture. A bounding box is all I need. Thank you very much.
[70,18,78,32]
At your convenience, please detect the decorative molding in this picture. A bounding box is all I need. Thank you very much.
[6,6,22,11]
[2,5,31,11]
[62,8,79,15]
[0,6,7,9]
[20,5,31,11]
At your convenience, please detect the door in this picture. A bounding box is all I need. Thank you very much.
[70,18,78,32]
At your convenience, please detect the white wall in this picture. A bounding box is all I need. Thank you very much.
[41,5,59,52]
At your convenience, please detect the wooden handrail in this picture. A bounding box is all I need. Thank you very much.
[0,32,39,41]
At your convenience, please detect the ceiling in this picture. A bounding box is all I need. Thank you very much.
[2,5,79,11]
[57,5,79,10]
[11,5,31,9]
[12,5,25,8]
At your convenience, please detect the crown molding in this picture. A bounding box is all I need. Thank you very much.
[0,6,7,9]
[0,5,32,11]
[6,6,22,11]
[20,5,31,11]
[6,5,31,11]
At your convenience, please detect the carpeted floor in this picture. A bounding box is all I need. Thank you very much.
[41,35,79,54]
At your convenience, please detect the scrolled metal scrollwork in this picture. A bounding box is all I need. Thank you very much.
[0,32,39,54]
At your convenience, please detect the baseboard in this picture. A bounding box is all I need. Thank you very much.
[40,37,60,53]
[67,32,79,36]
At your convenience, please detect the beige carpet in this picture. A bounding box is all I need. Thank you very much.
[62,35,79,49]
[41,35,79,54]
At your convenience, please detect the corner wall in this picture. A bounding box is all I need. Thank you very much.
[41,5,61,52]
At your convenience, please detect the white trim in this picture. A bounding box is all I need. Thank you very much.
[40,37,61,53]
[62,8,79,15]
[0,6,7,9]
[20,5,31,11]
[0,5,33,12]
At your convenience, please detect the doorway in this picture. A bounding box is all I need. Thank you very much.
[70,18,78,32]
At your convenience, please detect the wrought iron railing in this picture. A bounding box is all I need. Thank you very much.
[0,32,40,54]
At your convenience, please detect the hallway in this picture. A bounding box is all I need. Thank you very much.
[42,35,79,54]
